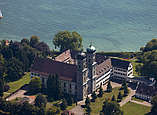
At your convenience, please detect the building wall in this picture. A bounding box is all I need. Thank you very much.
[96,69,111,89]
[30,72,76,96]
[135,93,151,102]
[127,63,133,78]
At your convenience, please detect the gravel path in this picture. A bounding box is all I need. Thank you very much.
[119,88,135,107]
[130,100,152,107]
[70,105,84,115]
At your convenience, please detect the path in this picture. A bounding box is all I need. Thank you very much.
[6,89,35,104]
[130,100,152,107]
[70,105,84,115]
[119,88,135,106]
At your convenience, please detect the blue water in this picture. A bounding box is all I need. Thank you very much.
[0,0,157,51]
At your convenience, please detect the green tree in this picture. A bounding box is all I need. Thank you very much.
[107,81,112,92]
[21,38,30,45]
[0,79,4,97]
[66,95,73,106]
[111,95,116,102]
[35,94,47,108]
[30,35,40,48]
[47,74,61,100]
[124,85,129,96]
[0,54,5,78]
[101,100,123,115]
[29,77,41,94]
[121,80,127,90]
[6,58,24,81]
[151,95,157,115]
[91,91,97,102]
[85,96,90,107]
[60,99,67,110]
[46,106,60,115]
[117,92,122,102]
[53,31,83,52]
[98,86,103,97]
[86,104,91,115]
[142,39,157,52]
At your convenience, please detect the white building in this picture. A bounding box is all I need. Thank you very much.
[30,45,133,100]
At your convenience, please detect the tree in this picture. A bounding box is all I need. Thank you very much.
[0,79,4,97]
[19,102,41,115]
[66,95,73,106]
[101,100,123,115]
[91,91,97,102]
[117,92,122,102]
[53,31,83,52]
[35,94,47,108]
[85,96,90,107]
[21,38,30,45]
[30,35,40,48]
[107,81,112,92]
[121,80,127,90]
[29,77,42,94]
[142,39,157,52]
[151,95,157,115]
[6,58,24,81]
[46,107,60,115]
[0,54,5,78]
[111,95,116,102]
[86,104,91,115]
[124,85,129,96]
[60,99,67,110]
[35,42,50,57]
[98,86,103,97]
[47,74,62,100]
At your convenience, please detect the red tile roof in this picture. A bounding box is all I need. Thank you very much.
[55,49,78,64]
[30,57,77,82]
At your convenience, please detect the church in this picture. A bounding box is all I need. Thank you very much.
[30,45,133,100]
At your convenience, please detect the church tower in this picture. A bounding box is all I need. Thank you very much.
[86,44,97,93]
[76,52,88,100]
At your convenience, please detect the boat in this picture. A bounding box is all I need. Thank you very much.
[0,10,3,19]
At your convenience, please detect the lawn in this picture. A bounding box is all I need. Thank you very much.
[121,102,151,115]
[46,100,76,114]
[5,73,31,96]
[131,96,144,102]
[90,87,124,115]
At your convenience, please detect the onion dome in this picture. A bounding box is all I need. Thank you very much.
[86,44,96,53]
[77,52,86,60]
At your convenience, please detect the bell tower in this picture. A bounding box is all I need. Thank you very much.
[76,52,88,100]
[86,44,97,93]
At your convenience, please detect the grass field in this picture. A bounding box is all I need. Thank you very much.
[131,96,144,102]
[89,87,124,115]
[46,100,76,114]
[121,102,151,115]
[6,73,31,94]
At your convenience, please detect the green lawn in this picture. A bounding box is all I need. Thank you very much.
[121,102,151,115]
[46,100,76,114]
[131,96,144,102]
[5,73,31,97]
[90,87,124,115]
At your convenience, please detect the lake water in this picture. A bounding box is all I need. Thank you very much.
[0,0,157,51]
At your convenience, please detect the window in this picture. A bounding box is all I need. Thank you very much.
[64,82,66,87]
[70,84,71,88]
